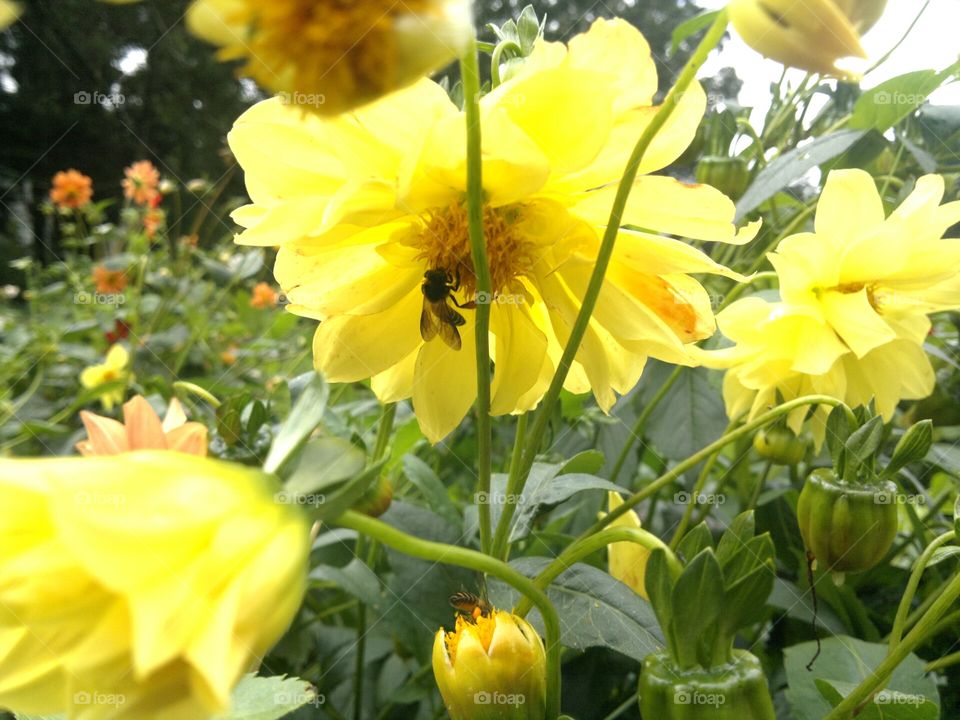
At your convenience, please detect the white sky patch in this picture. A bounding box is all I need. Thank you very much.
[697,0,960,124]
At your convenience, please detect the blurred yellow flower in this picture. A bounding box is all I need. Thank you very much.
[76,395,208,457]
[606,492,651,601]
[729,0,886,76]
[186,0,473,115]
[0,451,309,719]
[229,18,758,442]
[80,344,131,411]
[703,169,960,442]
[0,0,21,29]
[122,160,160,206]
[433,608,545,719]
[50,169,93,210]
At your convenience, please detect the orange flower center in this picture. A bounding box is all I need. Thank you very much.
[444,612,496,666]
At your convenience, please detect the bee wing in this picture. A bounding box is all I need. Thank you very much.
[420,299,440,342]
[437,320,462,352]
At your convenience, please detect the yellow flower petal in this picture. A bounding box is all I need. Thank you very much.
[413,315,478,443]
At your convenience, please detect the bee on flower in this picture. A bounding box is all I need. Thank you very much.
[122,159,161,206]
[186,0,474,115]
[49,168,93,211]
[228,18,759,442]
[702,169,960,444]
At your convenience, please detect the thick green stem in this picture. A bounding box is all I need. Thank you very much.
[335,510,562,720]
[889,531,955,651]
[514,526,682,617]
[823,568,960,720]
[527,395,852,597]
[460,39,494,555]
[491,412,529,559]
[371,403,397,462]
[517,10,730,482]
[609,365,683,486]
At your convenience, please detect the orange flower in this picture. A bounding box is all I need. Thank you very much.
[91,266,127,294]
[144,208,165,238]
[76,395,208,456]
[220,345,238,365]
[122,159,161,205]
[250,281,279,309]
[49,169,93,210]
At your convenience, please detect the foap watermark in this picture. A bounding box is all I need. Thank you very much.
[274,490,326,506]
[474,290,526,306]
[474,691,526,707]
[873,90,926,107]
[74,90,126,107]
[475,490,525,505]
[277,91,326,109]
[75,291,126,306]
[274,689,325,708]
[674,689,725,707]
[875,691,926,707]
[74,691,126,709]
[874,492,926,506]
[674,491,725,506]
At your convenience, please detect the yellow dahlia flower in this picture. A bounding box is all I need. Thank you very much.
[729,0,886,77]
[76,395,208,457]
[229,18,759,442]
[80,344,131,411]
[433,608,546,720]
[0,451,309,719]
[606,492,651,601]
[703,169,960,441]
[186,0,473,115]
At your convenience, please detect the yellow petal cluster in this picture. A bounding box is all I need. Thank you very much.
[433,609,546,719]
[76,395,208,457]
[703,169,960,443]
[186,0,473,115]
[79,344,131,411]
[0,451,310,719]
[729,0,887,77]
[229,18,758,443]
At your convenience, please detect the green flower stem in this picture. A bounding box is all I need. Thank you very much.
[490,412,529,559]
[889,531,955,651]
[667,418,737,549]
[172,380,222,409]
[517,8,730,497]
[823,568,960,720]
[371,403,397,462]
[335,510,562,720]
[526,396,853,597]
[460,37,495,556]
[490,39,522,87]
[514,526,682,618]
[608,365,683,486]
[925,647,960,674]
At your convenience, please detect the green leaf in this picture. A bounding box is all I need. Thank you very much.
[494,559,663,663]
[214,675,319,719]
[784,636,940,720]
[722,561,775,632]
[283,437,365,497]
[401,455,461,529]
[515,4,543,54]
[671,550,724,667]
[670,9,721,55]
[311,558,382,609]
[826,404,854,473]
[558,449,605,475]
[887,421,933,475]
[645,548,675,653]
[644,365,727,460]
[844,416,885,482]
[816,679,939,719]
[954,495,960,538]
[850,69,948,133]
[508,472,627,543]
[736,130,867,220]
[676,522,713,564]
[264,372,329,474]
[716,511,755,566]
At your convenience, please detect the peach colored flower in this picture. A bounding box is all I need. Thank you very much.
[50,169,93,210]
[250,281,279,309]
[76,395,208,457]
[144,208,165,238]
[122,160,161,205]
[91,266,127,294]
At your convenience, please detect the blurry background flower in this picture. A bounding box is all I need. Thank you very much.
[186,0,473,116]
[0,0,20,29]
[0,451,309,719]
[728,0,887,76]
[122,159,161,206]
[92,265,127,294]
[76,395,208,456]
[250,281,278,309]
[79,344,131,410]
[229,19,758,442]
[49,168,93,210]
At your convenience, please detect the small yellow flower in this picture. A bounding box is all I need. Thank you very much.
[186,0,473,115]
[701,169,960,443]
[229,18,758,442]
[729,0,887,77]
[76,395,208,457]
[80,344,131,411]
[0,451,309,719]
[433,608,546,720]
[606,492,651,601]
